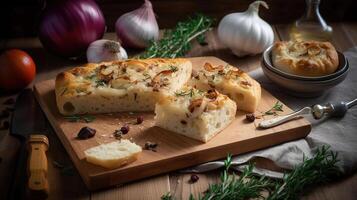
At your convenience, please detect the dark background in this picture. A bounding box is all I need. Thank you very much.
[1,0,357,39]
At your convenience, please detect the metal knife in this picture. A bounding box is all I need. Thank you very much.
[8,89,49,199]
[259,98,357,129]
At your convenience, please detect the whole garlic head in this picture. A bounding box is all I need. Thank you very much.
[87,39,128,63]
[218,1,274,57]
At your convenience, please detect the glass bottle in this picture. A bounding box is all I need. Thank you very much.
[289,0,333,41]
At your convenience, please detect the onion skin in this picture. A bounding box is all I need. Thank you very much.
[39,0,106,57]
[115,0,159,49]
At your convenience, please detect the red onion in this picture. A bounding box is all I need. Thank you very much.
[39,0,106,57]
[115,0,159,49]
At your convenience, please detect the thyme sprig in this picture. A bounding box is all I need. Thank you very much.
[264,101,284,116]
[139,14,213,59]
[162,146,341,200]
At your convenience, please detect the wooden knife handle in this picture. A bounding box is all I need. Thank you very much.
[28,135,49,197]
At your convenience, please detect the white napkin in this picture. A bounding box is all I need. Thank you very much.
[183,47,357,177]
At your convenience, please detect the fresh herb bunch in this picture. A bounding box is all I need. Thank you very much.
[139,14,213,59]
[162,146,341,200]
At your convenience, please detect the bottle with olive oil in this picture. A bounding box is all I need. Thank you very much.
[289,0,333,42]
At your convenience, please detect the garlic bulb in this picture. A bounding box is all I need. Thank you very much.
[218,1,274,57]
[115,0,159,49]
[87,39,128,63]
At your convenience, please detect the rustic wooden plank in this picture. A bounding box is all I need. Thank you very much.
[33,56,310,190]
[91,175,170,200]
[169,171,220,199]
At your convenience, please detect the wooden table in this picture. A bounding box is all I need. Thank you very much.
[1,23,357,200]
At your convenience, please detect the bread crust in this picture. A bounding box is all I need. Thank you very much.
[55,58,192,115]
[272,40,339,77]
[189,63,261,113]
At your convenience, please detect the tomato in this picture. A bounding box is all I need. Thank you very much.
[0,49,36,90]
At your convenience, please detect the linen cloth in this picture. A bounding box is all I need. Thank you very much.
[183,47,357,177]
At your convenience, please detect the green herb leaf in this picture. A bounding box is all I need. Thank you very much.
[83,115,96,123]
[64,115,96,123]
[175,88,195,97]
[264,101,284,116]
[95,80,106,87]
[64,115,81,122]
[196,34,208,46]
[169,65,179,72]
[161,192,174,200]
[139,14,213,59]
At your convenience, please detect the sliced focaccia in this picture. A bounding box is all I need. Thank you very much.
[84,139,142,169]
[189,62,261,113]
[155,86,237,142]
[55,58,192,115]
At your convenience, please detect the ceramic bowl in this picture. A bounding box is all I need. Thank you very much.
[261,45,349,97]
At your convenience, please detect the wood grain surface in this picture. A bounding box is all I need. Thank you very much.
[0,23,357,199]
[33,56,310,190]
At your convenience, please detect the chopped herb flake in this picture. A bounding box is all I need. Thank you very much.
[64,115,96,123]
[264,101,284,116]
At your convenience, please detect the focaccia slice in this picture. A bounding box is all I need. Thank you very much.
[84,139,142,169]
[155,86,237,142]
[55,58,192,115]
[189,62,261,113]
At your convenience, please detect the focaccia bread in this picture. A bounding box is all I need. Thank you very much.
[55,58,192,115]
[189,63,261,113]
[84,139,142,169]
[155,86,237,142]
[272,40,339,77]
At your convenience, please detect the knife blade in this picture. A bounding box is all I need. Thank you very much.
[8,89,49,199]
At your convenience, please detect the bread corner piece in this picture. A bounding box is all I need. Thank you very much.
[155,86,237,142]
[55,58,192,115]
[84,139,142,169]
[189,62,261,113]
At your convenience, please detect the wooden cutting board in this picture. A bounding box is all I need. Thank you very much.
[33,57,311,190]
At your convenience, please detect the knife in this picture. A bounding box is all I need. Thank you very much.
[7,89,49,199]
[259,98,357,129]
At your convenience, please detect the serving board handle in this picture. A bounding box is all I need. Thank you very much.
[28,135,49,197]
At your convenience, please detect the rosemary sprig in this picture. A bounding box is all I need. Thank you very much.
[264,101,284,116]
[64,115,96,123]
[139,14,213,59]
[161,146,341,200]
[198,155,273,200]
[267,146,341,200]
